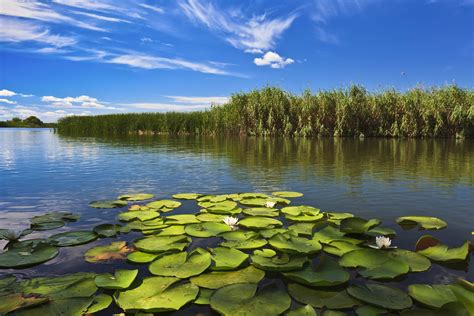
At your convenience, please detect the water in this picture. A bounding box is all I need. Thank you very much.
[0,128,473,313]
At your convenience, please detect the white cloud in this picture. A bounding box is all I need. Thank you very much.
[72,11,131,23]
[315,27,339,44]
[41,95,116,109]
[139,3,164,14]
[254,51,294,69]
[0,17,77,47]
[123,103,210,112]
[0,99,17,104]
[0,89,17,97]
[141,37,153,43]
[165,96,228,104]
[52,0,116,12]
[179,0,297,51]
[245,48,264,54]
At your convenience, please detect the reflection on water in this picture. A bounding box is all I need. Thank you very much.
[0,129,473,309]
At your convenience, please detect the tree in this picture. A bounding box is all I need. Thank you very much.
[23,116,44,127]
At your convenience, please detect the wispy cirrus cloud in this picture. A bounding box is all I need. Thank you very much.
[165,96,228,104]
[0,99,17,104]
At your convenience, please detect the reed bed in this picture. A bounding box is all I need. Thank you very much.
[57,85,474,138]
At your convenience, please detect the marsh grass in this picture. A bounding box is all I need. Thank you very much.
[57,85,474,138]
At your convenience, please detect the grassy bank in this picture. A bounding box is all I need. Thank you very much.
[57,85,474,138]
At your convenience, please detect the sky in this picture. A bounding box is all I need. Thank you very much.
[0,0,473,122]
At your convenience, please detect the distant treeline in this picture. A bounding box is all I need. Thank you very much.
[0,116,56,128]
[57,85,474,138]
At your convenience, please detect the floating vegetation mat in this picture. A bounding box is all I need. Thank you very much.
[0,191,472,315]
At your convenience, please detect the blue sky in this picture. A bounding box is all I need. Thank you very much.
[0,0,473,122]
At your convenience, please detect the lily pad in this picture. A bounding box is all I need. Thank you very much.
[172,193,202,200]
[251,251,308,271]
[134,235,190,253]
[146,200,181,211]
[347,283,412,310]
[210,282,291,316]
[0,293,48,314]
[84,241,132,263]
[95,269,138,290]
[89,200,127,209]
[119,193,154,201]
[220,239,268,250]
[185,222,232,237]
[340,217,381,234]
[355,305,387,316]
[195,288,214,305]
[196,213,226,222]
[86,294,113,314]
[281,206,320,217]
[47,231,97,247]
[269,234,322,254]
[13,297,94,316]
[285,305,317,316]
[155,225,185,236]
[239,217,283,229]
[31,211,80,224]
[190,266,265,289]
[94,223,121,238]
[118,210,160,222]
[239,198,276,207]
[243,207,279,217]
[30,221,65,231]
[396,216,447,230]
[449,281,474,313]
[313,225,362,245]
[323,240,362,257]
[127,251,159,263]
[408,284,457,309]
[416,238,470,262]
[288,223,316,236]
[401,301,470,316]
[149,249,211,278]
[366,226,397,236]
[288,283,360,309]
[272,191,303,198]
[164,214,200,225]
[0,242,58,268]
[220,230,260,241]
[210,247,249,270]
[283,256,350,287]
[114,276,198,312]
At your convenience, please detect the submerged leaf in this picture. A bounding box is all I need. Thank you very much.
[47,231,97,247]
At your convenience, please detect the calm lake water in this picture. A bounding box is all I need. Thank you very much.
[0,128,473,314]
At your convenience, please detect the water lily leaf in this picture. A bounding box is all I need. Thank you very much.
[288,223,316,236]
[220,230,260,241]
[220,239,267,249]
[339,248,410,279]
[196,213,226,222]
[0,293,48,314]
[323,311,346,316]
[146,200,181,211]
[288,283,359,309]
[355,305,387,316]
[30,221,65,231]
[285,304,317,316]
[254,248,277,257]
[408,284,457,308]
[260,228,291,238]
[449,281,474,312]
[417,239,471,262]
[86,294,113,314]
[89,200,127,209]
[0,242,58,268]
[93,223,121,237]
[164,214,200,225]
[340,217,381,234]
[118,210,160,222]
[199,200,238,213]
[237,193,270,200]
[347,284,412,310]
[239,198,277,207]
[155,225,185,236]
[95,269,138,289]
[251,251,308,271]
[172,193,202,200]
[281,206,320,217]
[210,282,291,316]
[272,191,303,198]
[185,222,232,237]
[190,266,265,289]
[239,217,283,229]
[0,275,16,296]
[283,256,350,287]
[31,211,80,224]
[47,231,97,247]
[84,241,132,263]
[114,276,198,312]
[194,288,214,305]
[313,226,360,245]
[13,297,94,316]
[127,251,159,263]
[286,213,324,222]
[323,240,362,256]
[149,249,211,278]
[134,235,190,253]
[396,216,447,230]
[269,234,322,254]
[401,301,470,316]
[391,249,431,272]
[123,218,166,232]
[119,193,154,201]
[243,207,279,217]
[210,247,249,270]
[366,226,396,236]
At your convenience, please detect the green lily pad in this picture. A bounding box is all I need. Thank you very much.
[134,235,190,253]
[210,283,291,316]
[288,223,316,236]
[283,256,350,287]
[288,283,360,309]
[210,247,249,270]
[449,281,474,313]
[164,214,200,225]
[285,305,317,316]
[185,222,232,237]
[196,213,226,222]
[220,230,260,241]
[366,226,397,236]
[149,249,211,278]
[123,218,167,232]
[272,191,303,198]
[239,217,283,229]
[146,200,181,211]
[95,269,138,289]
[355,305,387,316]
[47,231,97,247]
[30,221,65,231]
[347,283,412,310]
[260,228,291,238]
[269,234,322,254]
[114,276,198,312]
[155,225,185,236]
[0,242,58,268]
[127,251,159,263]
[194,288,214,305]
[86,294,113,314]
[93,224,121,238]
[220,239,268,250]
[199,200,237,212]
[340,217,381,234]
[89,200,127,209]
[118,210,160,222]
[31,211,80,224]
[243,207,280,217]
[323,240,362,256]
[13,297,94,316]
[401,301,470,316]
[416,238,471,262]
[408,284,457,309]
[313,225,362,245]
[0,293,48,314]
[286,212,324,222]
[239,198,276,207]
[281,206,320,217]
[119,193,154,201]
[190,266,265,289]
[172,193,202,200]
[251,251,308,271]
[396,216,447,230]
[84,241,132,263]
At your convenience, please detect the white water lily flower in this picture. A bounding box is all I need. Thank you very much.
[369,236,396,249]
[223,216,239,229]
[265,201,277,208]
